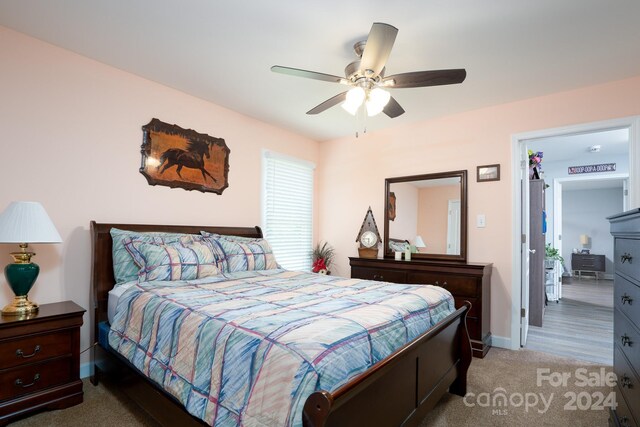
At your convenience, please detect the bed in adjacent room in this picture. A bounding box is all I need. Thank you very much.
[90,222,471,427]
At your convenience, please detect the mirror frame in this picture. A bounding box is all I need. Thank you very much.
[384,170,468,263]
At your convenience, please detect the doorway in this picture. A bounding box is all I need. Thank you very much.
[510,116,640,355]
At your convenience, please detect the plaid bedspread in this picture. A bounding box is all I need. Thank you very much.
[109,269,454,426]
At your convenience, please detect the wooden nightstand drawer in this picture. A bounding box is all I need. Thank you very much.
[407,272,477,298]
[0,356,72,401]
[0,301,85,424]
[0,331,72,370]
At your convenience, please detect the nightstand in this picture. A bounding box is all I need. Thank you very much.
[0,301,85,425]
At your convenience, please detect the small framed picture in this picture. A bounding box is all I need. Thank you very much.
[580,249,590,254]
[477,164,500,182]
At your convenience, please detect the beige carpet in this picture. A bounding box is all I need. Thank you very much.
[11,348,612,426]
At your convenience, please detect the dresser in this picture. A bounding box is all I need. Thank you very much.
[571,253,606,279]
[0,301,85,426]
[608,208,640,427]
[350,257,492,358]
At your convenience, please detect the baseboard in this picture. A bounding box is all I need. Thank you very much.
[80,362,92,379]
[491,335,513,350]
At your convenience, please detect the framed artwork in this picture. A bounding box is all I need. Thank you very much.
[476,164,500,182]
[140,118,230,194]
[388,191,396,221]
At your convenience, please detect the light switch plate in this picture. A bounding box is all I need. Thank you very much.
[477,214,486,228]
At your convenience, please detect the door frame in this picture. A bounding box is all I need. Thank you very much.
[447,199,461,254]
[510,116,640,350]
[553,173,629,272]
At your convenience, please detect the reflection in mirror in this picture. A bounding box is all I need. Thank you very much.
[384,171,467,262]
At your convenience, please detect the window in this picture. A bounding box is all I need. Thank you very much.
[262,151,314,271]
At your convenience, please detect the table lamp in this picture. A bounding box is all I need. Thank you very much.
[0,201,61,316]
[415,235,426,253]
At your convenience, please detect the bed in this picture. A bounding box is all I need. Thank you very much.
[90,221,471,427]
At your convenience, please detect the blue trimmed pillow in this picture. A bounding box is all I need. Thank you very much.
[110,228,199,284]
[200,232,278,273]
[126,239,223,282]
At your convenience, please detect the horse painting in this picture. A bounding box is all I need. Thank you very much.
[157,139,217,183]
[140,118,230,195]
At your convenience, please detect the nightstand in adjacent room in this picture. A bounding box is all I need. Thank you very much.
[0,301,85,426]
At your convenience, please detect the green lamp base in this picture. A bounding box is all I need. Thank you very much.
[2,261,40,316]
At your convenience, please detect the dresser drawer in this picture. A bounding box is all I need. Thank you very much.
[351,266,407,283]
[453,297,479,318]
[615,238,640,280]
[0,356,72,401]
[615,276,640,328]
[0,330,72,370]
[407,272,478,298]
[614,346,640,425]
[613,385,638,427]
[615,309,640,375]
[572,253,606,272]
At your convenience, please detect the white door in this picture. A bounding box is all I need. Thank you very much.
[447,199,461,255]
[521,156,531,347]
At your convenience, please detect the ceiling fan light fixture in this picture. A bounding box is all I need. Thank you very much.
[342,87,366,115]
[366,87,391,116]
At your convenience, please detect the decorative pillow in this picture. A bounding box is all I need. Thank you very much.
[200,232,278,273]
[110,228,198,284]
[388,239,411,253]
[126,239,223,282]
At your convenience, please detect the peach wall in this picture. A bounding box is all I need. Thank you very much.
[387,182,418,244]
[318,75,640,342]
[0,27,319,370]
[417,185,459,254]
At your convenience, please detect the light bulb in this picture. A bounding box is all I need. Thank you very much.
[341,87,365,115]
[365,88,391,116]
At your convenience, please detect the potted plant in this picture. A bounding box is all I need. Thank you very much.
[545,243,563,268]
[312,241,335,275]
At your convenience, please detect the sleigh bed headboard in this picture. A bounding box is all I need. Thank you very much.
[89,221,263,341]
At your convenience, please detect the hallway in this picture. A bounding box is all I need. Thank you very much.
[525,277,613,365]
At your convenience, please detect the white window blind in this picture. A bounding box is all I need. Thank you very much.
[262,151,314,271]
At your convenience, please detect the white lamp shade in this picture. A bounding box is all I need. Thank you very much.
[579,234,589,245]
[341,87,366,115]
[415,235,426,248]
[365,88,391,116]
[0,201,62,243]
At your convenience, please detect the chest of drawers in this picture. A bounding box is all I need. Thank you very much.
[349,257,492,358]
[571,253,606,279]
[608,208,640,427]
[0,301,85,425]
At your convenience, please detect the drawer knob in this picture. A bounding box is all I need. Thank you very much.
[621,334,632,347]
[373,274,384,281]
[621,294,633,305]
[434,281,439,286]
[16,345,41,359]
[15,373,40,388]
[621,253,633,263]
[620,374,633,389]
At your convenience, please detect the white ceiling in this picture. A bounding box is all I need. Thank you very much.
[529,128,629,162]
[2,1,640,142]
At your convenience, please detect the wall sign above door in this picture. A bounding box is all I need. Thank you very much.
[568,163,616,175]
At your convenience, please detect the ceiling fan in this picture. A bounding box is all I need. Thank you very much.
[271,22,466,119]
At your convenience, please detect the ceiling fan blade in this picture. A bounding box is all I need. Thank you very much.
[271,65,346,84]
[307,92,348,115]
[383,96,405,118]
[383,69,466,89]
[360,23,398,77]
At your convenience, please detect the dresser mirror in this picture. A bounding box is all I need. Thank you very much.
[384,170,467,262]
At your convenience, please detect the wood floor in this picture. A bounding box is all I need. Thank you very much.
[525,276,613,365]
